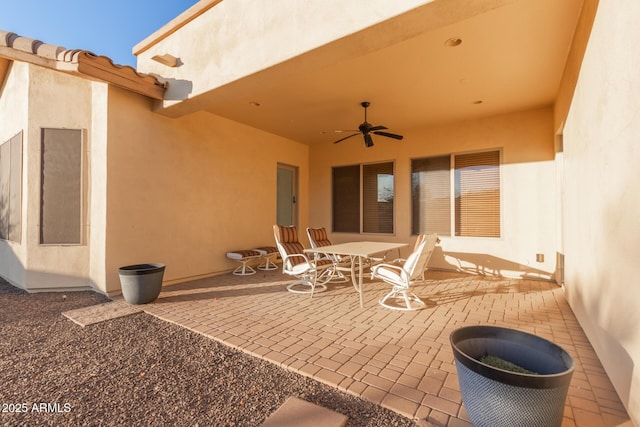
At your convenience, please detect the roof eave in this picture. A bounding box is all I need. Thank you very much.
[75,52,166,100]
[0,31,166,100]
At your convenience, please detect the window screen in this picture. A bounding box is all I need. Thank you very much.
[40,129,83,244]
[0,132,23,242]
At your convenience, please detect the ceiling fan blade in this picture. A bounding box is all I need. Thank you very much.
[364,133,374,148]
[369,125,388,132]
[333,133,360,144]
[373,131,404,140]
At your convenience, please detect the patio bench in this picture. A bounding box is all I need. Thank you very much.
[253,246,279,271]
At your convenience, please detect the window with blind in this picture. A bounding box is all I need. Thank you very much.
[0,132,23,242]
[40,128,84,245]
[333,162,394,234]
[412,150,501,237]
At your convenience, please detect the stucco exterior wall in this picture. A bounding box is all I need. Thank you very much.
[135,0,434,110]
[134,0,518,118]
[309,107,558,280]
[102,87,309,294]
[0,61,28,288]
[88,82,109,293]
[0,62,99,291]
[562,0,640,421]
[23,65,95,291]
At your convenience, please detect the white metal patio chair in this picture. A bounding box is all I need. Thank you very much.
[273,225,335,296]
[371,233,439,311]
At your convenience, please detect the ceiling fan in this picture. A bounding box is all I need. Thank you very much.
[333,101,404,148]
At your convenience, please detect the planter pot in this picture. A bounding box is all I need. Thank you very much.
[450,325,574,427]
[118,263,165,304]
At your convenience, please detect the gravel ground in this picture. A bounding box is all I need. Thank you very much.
[0,278,416,427]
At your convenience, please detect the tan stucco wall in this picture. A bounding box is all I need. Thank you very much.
[554,0,599,133]
[0,61,28,288]
[0,62,99,291]
[134,0,518,118]
[135,0,434,112]
[88,82,109,293]
[23,64,95,291]
[562,0,640,421]
[102,86,309,293]
[309,107,558,280]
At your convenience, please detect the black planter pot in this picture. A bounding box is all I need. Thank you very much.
[118,263,165,304]
[450,325,574,427]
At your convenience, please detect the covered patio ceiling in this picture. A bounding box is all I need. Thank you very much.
[193,0,583,146]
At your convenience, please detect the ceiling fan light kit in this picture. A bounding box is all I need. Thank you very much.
[333,101,404,148]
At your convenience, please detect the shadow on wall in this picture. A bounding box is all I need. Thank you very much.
[0,243,99,293]
[157,77,194,101]
[430,247,555,282]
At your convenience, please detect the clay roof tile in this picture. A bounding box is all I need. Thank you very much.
[0,29,166,99]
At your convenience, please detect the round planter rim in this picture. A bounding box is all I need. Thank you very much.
[118,263,166,276]
[450,325,575,389]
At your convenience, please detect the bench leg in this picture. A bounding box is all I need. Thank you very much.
[232,259,257,276]
[258,254,278,271]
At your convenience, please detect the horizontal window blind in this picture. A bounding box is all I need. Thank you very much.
[332,165,360,233]
[411,156,451,235]
[454,150,500,237]
[0,132,22,242]
[0,139,10,240]
[332,162,395,234]
[363,162,394,234]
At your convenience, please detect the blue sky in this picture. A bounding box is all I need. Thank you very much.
[0,0,199,67]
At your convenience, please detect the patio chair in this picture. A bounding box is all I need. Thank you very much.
[273,225,335,296]
[306,227,351,283]
[385,233,439,281]
[371,233,439,311]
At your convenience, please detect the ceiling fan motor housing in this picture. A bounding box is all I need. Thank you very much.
[359,122,372,133]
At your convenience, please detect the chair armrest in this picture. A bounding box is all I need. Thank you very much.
[283,253,312,269]
[371,263,411,281]
[372,263,403,274]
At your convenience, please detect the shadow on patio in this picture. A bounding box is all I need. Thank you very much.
[141,270,630,426]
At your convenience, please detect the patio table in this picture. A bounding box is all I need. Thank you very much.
[305,241,407,308]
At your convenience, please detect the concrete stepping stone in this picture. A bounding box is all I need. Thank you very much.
[260,396,348,427]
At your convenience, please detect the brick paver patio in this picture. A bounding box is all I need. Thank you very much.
[141,270,631,426]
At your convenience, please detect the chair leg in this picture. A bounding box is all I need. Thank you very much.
[316,267,337,285]
[329,269,349,283]
[286,280,328,294]
[379,287,426,311]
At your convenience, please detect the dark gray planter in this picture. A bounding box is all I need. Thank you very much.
[450,325,574,427]
[118,263,165,304]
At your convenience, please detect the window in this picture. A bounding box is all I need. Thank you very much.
[40,128,84,244]
[0,132,23,242]
[333,162,394,234]
[412,150,500,237]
